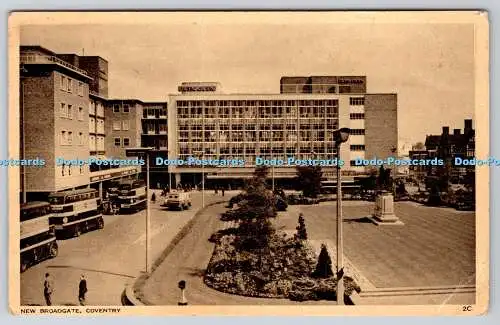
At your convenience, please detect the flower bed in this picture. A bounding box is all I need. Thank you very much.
[204,233,361,301]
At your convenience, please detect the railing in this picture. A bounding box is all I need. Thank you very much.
[20,54,91,77]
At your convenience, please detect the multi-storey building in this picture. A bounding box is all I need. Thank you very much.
[167,78,397,187]
[20,46,93,200]
[19,45,140,201]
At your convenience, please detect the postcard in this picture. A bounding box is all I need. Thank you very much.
[7,11,489,316]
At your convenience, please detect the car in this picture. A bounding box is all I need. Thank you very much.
[163,191,192,210]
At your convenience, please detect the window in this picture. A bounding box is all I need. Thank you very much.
[350,145,366,151]
[113,105,120,113]
[67,131,73,145]
[123,105,130,113]
[67,105,73,119]
[67,78,72,92]
[349,97,365,106]
[60,76,66,90]
[78,82,84,96]
[78,107,84,120]
[113,121,121,130]
[61,131,67,145]
[114,137,121,146]
[122,121,129,130]
[349,129,365,135]
[123,138,130,147]
[349,113,365,120]
[60,103,67,118]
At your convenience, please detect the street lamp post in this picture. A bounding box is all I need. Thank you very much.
[332,128,350,305]
[168,150,172,190]
[126,147,154,274]
[194,150,205,207]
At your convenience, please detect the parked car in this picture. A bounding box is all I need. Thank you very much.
[163,191,192,210]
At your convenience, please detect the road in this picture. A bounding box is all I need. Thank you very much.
[20,191,222,306]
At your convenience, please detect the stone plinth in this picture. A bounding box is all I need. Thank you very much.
[369,192,404,226]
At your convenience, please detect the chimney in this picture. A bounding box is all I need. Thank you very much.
[442,126,449,135]
[464,119,473,131]
[453,129,461,135]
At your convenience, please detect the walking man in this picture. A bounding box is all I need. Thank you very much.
[78,274,88,306]
[43,273,53,306]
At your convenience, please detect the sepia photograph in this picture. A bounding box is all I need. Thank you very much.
[7,11,489,316]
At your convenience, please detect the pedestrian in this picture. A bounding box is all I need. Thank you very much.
[43,272,53,306]
[78,274,88,306]
[222,187,225,197]
[151,192,156,203]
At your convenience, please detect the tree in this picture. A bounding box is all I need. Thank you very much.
[295,213,308,240]
[312,244,333,278]
[412,142,425,150]
[230,166,278,250]
[296,165,323,198]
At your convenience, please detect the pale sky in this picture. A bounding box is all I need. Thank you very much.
[20,22,475,147]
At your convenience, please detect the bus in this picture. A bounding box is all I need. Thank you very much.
[48,188,104,238]
[20,202,58,272]
[118,179,147,213]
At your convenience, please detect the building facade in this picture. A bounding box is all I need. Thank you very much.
[167,78,397,187]
[20,45,141,201]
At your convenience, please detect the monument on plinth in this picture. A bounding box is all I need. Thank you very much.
[369,191,404,226]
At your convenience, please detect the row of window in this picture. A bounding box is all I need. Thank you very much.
[349,97,365,106]
[114,137,131,147]
[60,103,85,120]
[350,113,365,120]
[60,76,85,96]
[60,130,85,146]
[113,121,130,131]
[59,164,85,177]
[89,117,105,134]
[177,107,339,118]
[350,145,366,151]
[177,99,340,107]
[113,105,130,113]
[350,129,366,135]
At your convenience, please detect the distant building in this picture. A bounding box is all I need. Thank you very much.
[423,119,475,181]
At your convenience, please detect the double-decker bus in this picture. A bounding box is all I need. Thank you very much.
[20,202,58,272]
[118,179,147,213]
[48,188,104,238]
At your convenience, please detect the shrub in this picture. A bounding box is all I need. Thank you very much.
[288,289,317,302]
[295,214,308,240]
[312,244,334,278]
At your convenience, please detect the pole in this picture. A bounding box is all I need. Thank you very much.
[336,143,344,305]
[168,151,172,190]
[21,81,27,204]
[202,156,205,207]
[146,152,151,273]
[272,165,275,191]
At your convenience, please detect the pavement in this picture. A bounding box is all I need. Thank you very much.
[138,199,475,305]
[20,190,227,306]
[280,202,476,305]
